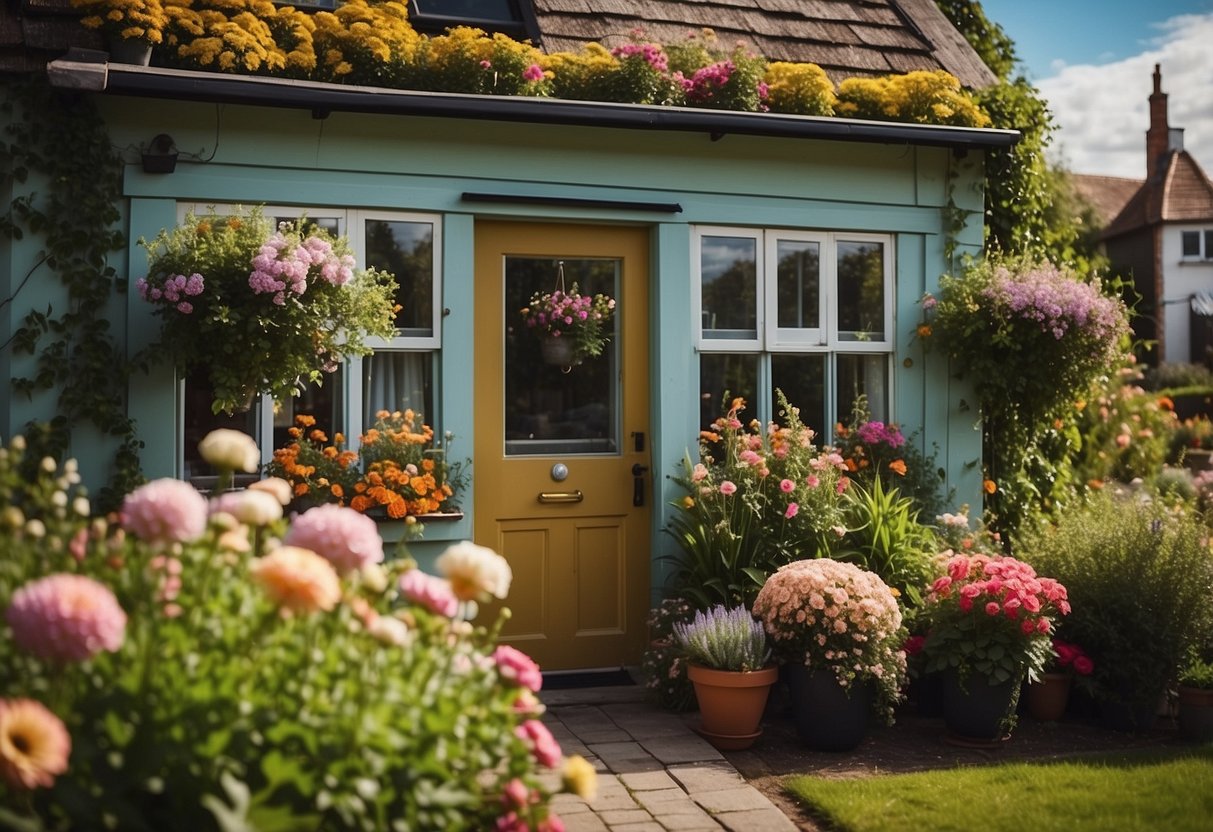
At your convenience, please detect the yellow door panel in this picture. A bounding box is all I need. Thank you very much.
[474,221,650,671]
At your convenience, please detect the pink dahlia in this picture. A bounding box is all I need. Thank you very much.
[122,478,208,544]
[399,569,459,617]
[7,574,126,663]
[515,719,562,768]
[493,645,543,693]
[0,699,71,790]
[284,504,384,575]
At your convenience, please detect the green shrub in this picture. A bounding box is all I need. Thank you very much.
[1014,493,1213,710]
[836,477,940,607]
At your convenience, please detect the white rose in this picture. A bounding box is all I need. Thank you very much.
[211,490,282,526]
[435,541,513,602]
[368,615,411,647]
[198,429,260,473]
[248,477,293,506]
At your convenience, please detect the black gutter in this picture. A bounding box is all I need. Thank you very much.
[46,52,1020,151]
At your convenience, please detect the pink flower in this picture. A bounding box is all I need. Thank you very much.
[493,645,543,692]
[691,463,708,482]
[122,478,208,544]
[1073,655,1094,675]
[0,699,71,790]
[284,504,384,575]
[902,635,926,656]
[399,569,459,617]
[719,481,737,496]
[784,502,799,519]
[516,719,562,768]
[779,478,795,493]
[805,475,820,488]
[501,778,531,809]
[984,601,1001,616]
[7,574,126,663]
[523,63,545,82]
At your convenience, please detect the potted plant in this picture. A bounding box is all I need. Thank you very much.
[919,551,1071,744]
[268,410,465,532]
[1025,638,1094,721]
[1176,654,1213,742]
[70,0,168,63]
[752,559,908,751]
[519,280,615,367]
[672,604,775,750]
[137,207,398,415]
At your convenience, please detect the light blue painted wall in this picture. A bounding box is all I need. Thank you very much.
[4,94,986,583]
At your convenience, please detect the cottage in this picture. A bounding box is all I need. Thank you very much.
[2,1,1015,669]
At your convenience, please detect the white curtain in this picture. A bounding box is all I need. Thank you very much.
[364,353,430,421]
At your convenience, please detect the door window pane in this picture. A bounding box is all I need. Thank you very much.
[837,240,885,342]
[776,239,821,330]
[363,353,433,424]
[272,369,344,455]
[1204,230,1213,259]
[771,354,827,436]
[700,353,758,430]
[504,257,619,455]
[701,236,757,339]
[835,354,889,428]
[364,219,434,337]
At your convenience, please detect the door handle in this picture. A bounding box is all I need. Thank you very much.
[538,490,583,504]
[631,464,649,507]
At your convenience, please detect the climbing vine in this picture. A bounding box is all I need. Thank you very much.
[1,75,143,509]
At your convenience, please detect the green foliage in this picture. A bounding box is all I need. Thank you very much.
[137,207,398,415]
[543,42,684,106]
[664,393,848,608]
[933,0,1017,82]
[0,75,142,512]
[0,436,577,830]
[639,598,698,712]
[1015,493,1213,709]
[672,604,770,672]
[1179,655,1213,690]
[836,478,940,608]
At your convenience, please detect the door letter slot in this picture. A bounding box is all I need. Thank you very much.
[538,490,584,504]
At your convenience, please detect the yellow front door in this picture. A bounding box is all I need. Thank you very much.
[473,221,651,671]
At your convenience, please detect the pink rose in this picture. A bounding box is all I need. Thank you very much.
[784,502,799,519]
[1073,655,1094,675]
[984,601,1001,616]
[493,645,543,693]
[719,481,737,496]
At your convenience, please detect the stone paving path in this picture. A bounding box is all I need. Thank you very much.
[541,688,798,832]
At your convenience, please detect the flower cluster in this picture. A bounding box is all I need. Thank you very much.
[752,559,908,723]
[0,430,588,830]
[762,61,836,116]
[520,283,616,364]
[835,70,991,127]
[1050,638,1094,676]
[919,551,1071,686]
[268,410,461,523]
[667,393,850,607]
[639,598,698,712]
[138,206,397,414]
[672,604,770,672]
[71,0,167,44]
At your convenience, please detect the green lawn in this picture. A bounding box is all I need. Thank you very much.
[784,745,1213,832]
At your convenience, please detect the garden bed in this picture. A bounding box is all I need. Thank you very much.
[720,701,1193,830]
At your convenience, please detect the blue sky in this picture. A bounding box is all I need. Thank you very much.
[979,0,1213,177]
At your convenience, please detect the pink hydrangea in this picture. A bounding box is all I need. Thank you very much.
[284,504,384,575]
[515,719,562,768]
[122,478,208,544]
[399,569,459,617]
[493,645,543,692]
[7,574,127,662]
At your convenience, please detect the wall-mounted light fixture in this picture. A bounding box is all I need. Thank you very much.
[141,133,178,174]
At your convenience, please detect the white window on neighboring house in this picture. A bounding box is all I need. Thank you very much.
[694,227,894,440]
[175,204,441,487]
[1181,229,1213,260]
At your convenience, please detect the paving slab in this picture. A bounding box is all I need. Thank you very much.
[691,786,779,814]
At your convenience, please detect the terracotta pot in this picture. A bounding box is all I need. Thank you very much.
[687,664,778,750]
[1026,672,1072,721]
[1177,686,1213,742]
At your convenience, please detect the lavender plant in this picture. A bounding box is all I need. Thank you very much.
[673,604,770,672]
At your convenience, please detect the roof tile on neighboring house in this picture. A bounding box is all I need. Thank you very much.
[530,0,998,87]
[1103,150,1213,240]
[1071,174,1142,228]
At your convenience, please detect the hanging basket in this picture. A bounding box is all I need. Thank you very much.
[539,336,577,367]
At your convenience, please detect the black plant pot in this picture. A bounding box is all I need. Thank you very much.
[785,664,871,752]
[941,669,1019,742]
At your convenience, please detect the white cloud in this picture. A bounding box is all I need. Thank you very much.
[1035,13,1213,178]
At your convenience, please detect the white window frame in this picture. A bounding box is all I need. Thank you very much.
[172,202,443,470]
[694,226,895,434]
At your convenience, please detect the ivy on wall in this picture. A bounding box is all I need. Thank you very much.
[1,75,143,509]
